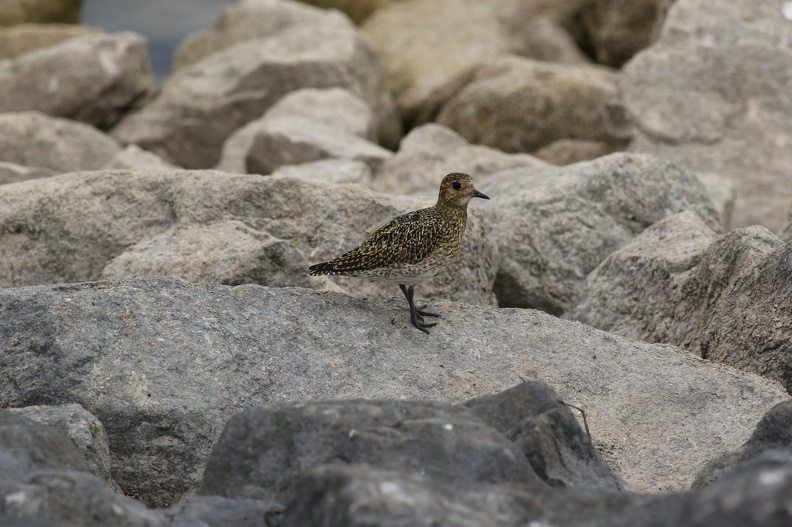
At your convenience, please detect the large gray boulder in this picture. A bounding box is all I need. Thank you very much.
[113,7,399,168]
[568,211,792,391]
[436,57,621,154]
[281,454,792,527]
[0,32,155,129]
[199,400,541,502]
[618,0,792,232]
[0,279,786,505]
[481,153,721,315]
[0,112,121,172]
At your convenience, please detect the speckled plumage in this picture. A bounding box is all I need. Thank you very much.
[309,172,489,333]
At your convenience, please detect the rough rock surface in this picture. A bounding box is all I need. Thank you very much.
[618,0,792,232]
[568,211,792,391]
[114,7,399,168]
[481,153,720,315]
[100,221,312,288]
[0,169,496,306]
[693,400,792,488]
[371,124,547,196]
[8,403,121,492]
[199,400,541,502]
[0,279,786,504]
[0,32,155,128]
[465,381,626,491]
[281,454,792,527]
[436,57,620,154]
[0,111,120,172]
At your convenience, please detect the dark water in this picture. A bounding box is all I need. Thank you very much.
[81,0,236,78]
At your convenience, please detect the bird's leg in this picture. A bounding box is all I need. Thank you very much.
[399,284,437,333]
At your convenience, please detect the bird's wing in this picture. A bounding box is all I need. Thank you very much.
[321,209,448,273]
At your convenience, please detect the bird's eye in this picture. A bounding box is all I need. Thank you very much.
[452,182,462,190]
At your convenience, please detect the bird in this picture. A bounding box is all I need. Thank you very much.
[308,172,489,333]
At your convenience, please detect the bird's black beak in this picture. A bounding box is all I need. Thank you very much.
[473,189,490,200]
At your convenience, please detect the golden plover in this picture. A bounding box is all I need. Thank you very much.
[309,172,489,333]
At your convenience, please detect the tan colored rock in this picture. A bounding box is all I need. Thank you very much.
[436,57,619,154]
[295,0,392,23]
[362,0,591,126]
[0,23,100,60]
[579,0,672,67]
[532,139,618,165]
[0,0,80,26]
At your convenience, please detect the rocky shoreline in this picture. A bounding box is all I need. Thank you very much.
[1,0,791,526]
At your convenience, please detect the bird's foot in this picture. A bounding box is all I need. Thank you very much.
[416,305,440,319]
[410,313,438,334]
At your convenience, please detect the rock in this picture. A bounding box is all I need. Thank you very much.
[219,88,391,175]
[436,57,620,154]
[297,0,393,24]
[200,400,541,502]
[371,124,547,196]
[0,0,80,26]
[678,449,792,527]
[281,453,792,527]
[0,161,55,185]
[8,404,121,492]
[0,23,101,60]
[693,400,792,488]
[0,112,120,172]
[362,0,590,126]
[279,464,664,527]
[113,8,399,169]
[102,145,180,171]
[0,411,91,479]
[0,32,155,129]
[481,153,720,315]
[0,278,786,505]
[618,0,792,232]
[162,495,284,527]
[0,169,496,306]
[532,139,618,166]
[578,0,672,68]
[271,159,373,186]
[514,15,590,65]
[100,221,312,288]
[568,212,792,391]
[171,0,327,71]
[465,382,627,491]
[0,470,167,527]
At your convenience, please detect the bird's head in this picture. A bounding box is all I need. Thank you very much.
[437,172,490,207]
